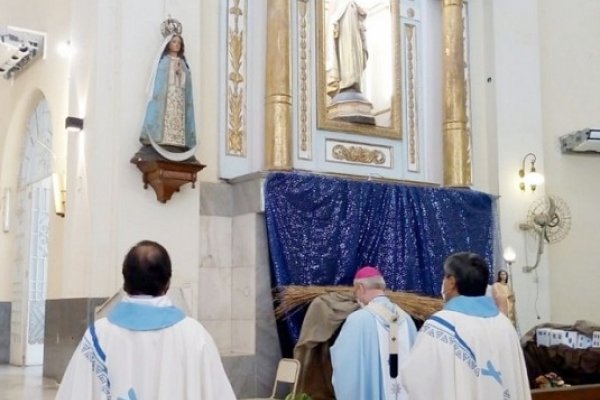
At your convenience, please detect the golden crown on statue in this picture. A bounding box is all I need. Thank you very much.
[160,17,183,37]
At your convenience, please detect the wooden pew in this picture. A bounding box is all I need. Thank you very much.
[531,384,600,400]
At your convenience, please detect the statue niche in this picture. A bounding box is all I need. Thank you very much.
[317,0,402,139]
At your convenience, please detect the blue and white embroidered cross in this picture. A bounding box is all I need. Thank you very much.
[117,388,138,400]
[481,360,502,385]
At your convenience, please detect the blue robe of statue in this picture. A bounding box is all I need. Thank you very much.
[140,55,196,149]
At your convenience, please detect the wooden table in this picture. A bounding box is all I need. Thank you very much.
[531,384,600,400]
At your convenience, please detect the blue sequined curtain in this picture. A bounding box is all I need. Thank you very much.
[264,172,498,342]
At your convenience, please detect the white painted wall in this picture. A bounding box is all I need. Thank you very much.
[0,0,210,318]
[0,0,71,301]
[469,0,551,334]
[538,0,600,324]
[59,0,204,314]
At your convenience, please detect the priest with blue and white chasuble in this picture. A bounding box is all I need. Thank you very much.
[55,241,236,400]
[400,252,531,400]
[331,266,418,400]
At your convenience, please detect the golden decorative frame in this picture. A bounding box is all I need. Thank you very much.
[316,0,402,139]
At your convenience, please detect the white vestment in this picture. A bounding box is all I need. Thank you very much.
[55,295,236,400]
[400,296,531,400]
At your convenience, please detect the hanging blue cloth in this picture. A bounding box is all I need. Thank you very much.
[264,172,498,343]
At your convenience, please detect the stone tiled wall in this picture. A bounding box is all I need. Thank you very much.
[43,297,107,382]
[199,175,281,398]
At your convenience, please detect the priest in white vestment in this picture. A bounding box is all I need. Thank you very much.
[400,252,531,400]
[331,266,417,400]
[55,240,236,400]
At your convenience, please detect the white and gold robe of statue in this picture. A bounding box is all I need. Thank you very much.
[55,295,236,400]
[326,0,369,96]
[400,296,531,400]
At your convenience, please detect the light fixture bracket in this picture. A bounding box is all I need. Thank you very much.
[65,116,84,131]
[519,152,541,192]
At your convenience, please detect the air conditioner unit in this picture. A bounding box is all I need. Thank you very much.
[0,26,45,79]
[560,129,600,154]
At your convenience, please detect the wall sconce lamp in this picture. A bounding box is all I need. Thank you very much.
[52,173,66,217]
[57,40,75,58]
[502,246,516,285]
[503,246,516,267]
[65,116,84,132]
[518,152,544,191]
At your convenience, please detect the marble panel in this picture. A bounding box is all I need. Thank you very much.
[222,355,258,398]
[255,318,282,396]
[200,182,233,217]
[231,177,264,216]
[256,262,276,321]
[232,267,256,320]
[255,213,270,267]
[200,320,232,354]
[199,215,232,269]
[198,268,232,320]
[0,365,59,400]
[232,213,256,267]
[43,298,107,382]
[231,320,255,355]
[0,302,11,363]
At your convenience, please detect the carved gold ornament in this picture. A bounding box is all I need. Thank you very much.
[227,0,246,156]
[331,144,386,165]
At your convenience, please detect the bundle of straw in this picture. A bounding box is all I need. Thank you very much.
[275,285,443,321]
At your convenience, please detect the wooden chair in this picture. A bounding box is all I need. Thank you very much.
[245,358,301,400]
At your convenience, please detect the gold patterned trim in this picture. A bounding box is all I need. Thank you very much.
[405,24,419,172]
[297,0,312,160]
[462,1,472,150]
[227,0,246,156]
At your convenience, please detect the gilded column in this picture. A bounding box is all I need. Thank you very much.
[442,0,471,186]
[265,0,293,169]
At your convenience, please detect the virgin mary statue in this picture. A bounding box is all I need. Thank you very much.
[326,0,369,97]
[140,18,197,161]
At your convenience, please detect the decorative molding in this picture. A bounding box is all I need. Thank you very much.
[325,140,392,168]
[401,0,421,21]
[404,23,420,172]
[227,0,247,156]
[297,0,312,160]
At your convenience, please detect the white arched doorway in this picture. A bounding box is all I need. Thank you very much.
[9,97,53,366]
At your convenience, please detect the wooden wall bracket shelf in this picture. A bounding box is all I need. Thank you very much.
[131,146,206,203]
